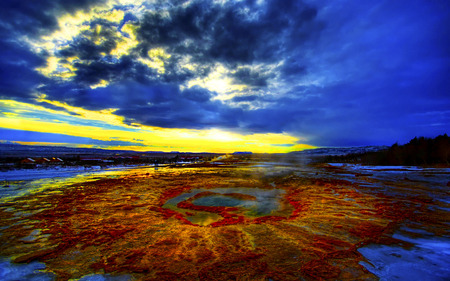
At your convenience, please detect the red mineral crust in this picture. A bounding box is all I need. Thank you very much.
[163,188,300,226]
[0,165,447,280]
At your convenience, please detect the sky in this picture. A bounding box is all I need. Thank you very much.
[0,0,449,153]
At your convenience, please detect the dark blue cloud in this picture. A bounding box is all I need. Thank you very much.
[232,95,259,103]
[0,0,106,38]
[0,40,47,100]
[181,86,213,102]
[0,128,144,147]
[110,82,243,129]
[227,0,449,146]
[1,0,449,147]
[0,0,107,101]
[127,0,322,66]
[231,68,270,87]
[58,31,118,61]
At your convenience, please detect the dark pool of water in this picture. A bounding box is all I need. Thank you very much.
[163,187,286,225]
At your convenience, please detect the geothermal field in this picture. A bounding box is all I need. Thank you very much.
[0,156,449,281]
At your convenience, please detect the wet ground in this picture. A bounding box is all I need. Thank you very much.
[0,158,449,280]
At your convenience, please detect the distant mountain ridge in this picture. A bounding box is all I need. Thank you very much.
[0,142,391,158]
[292,146,388,156]
[0,143,213,158]
[0,143,148,157]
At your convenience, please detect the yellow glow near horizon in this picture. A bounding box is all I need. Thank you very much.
[0,99,315,153]
[35,96,126,127]
[0,116,305,153]
[7,141,94,148]
[6,2,320,153]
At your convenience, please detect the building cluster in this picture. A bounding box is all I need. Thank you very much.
[13,155,207,169]
[0,150,217,171]
[18,156,144,168]
[20,157,64,167]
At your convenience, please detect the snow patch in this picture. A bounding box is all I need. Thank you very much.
[0,257,55,281]
[358,234,450,280]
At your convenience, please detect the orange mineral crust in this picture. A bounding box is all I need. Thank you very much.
[0,166,448,280]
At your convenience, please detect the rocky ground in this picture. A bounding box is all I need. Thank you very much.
[0,161,449,280]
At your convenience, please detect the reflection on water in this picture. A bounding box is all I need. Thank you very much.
[163,187,286,226]
[186,211,223,226]
[0,166,156,202]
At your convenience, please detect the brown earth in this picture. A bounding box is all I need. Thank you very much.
[0,165,447,280]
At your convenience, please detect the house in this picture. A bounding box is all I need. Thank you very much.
[35,157,51,165]
[20,158,36,168]
[21,158,36,164]
[48,157,64,165]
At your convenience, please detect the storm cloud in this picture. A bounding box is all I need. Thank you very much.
[1,0,449,147]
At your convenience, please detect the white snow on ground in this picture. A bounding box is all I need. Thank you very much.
[0,165,157,202]
[327,163,422,171]
[328,163,450,172]
[0,165,152,182]
[0,257,132,281]
[358,233,450,281]
[0,166,87,181]
[0,257,55,281]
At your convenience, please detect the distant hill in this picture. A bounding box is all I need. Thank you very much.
[0,143,148,158]
[292,146,388,156]
[324,134,450,166]
[0,143,216,159]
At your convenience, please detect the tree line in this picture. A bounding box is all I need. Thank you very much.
[324,134,450,166]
